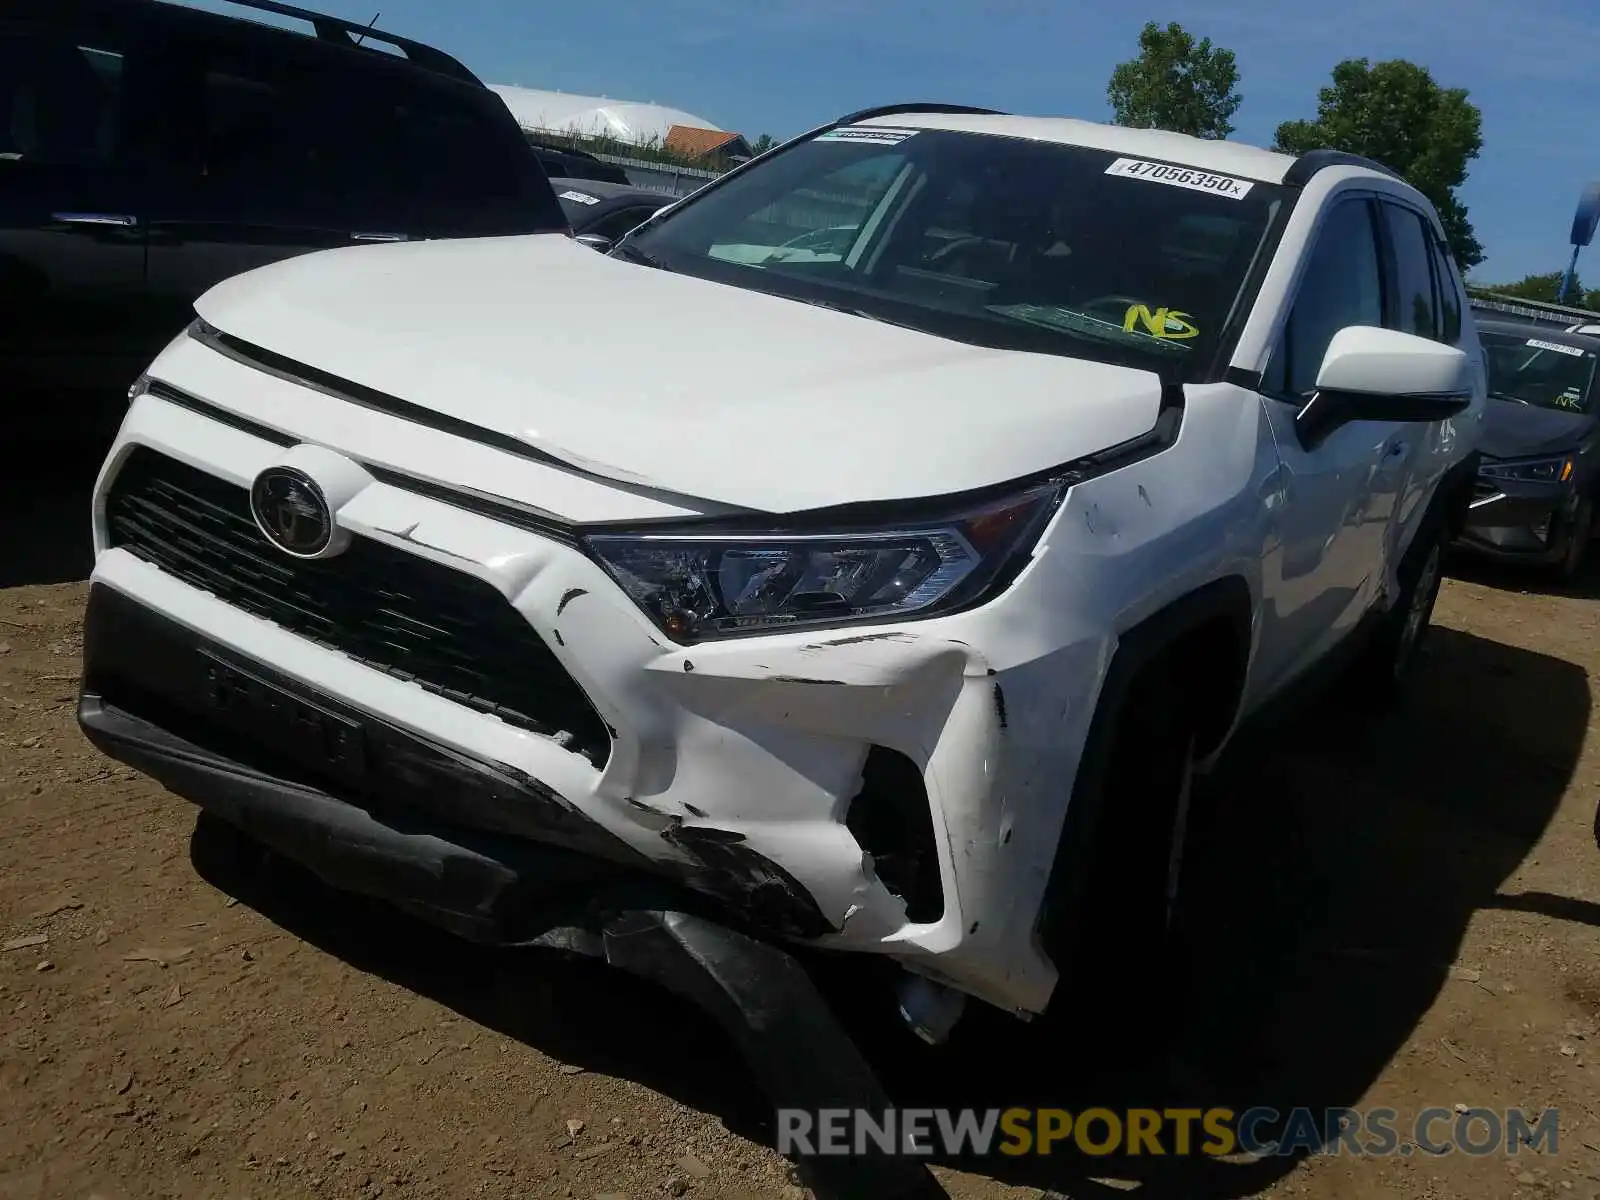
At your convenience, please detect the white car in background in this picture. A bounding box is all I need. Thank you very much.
[79,103,1484,1047]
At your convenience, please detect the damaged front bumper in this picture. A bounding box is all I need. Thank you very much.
[78,595,947,1198]
[83,388,1115,1017]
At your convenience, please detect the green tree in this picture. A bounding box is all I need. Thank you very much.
[749,133,778,155]
[1273,58,1484,269]
[1473,270,1600,310]
[1107,21,1242,141]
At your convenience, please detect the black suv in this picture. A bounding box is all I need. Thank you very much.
[1457,317,1600,578]
[1,0,568,438]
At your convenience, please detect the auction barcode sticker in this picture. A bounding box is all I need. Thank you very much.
[816,125,920,145]
[1104,157,1254,199]
[1527,337,1586,357]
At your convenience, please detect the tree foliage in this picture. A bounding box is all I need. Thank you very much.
[749,133,778,155]
[1474,270,1600,311]
[1107,21,1242,141]
[1273,58,1485,269]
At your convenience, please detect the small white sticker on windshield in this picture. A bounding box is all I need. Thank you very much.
[1527,337,1585,357]
[1104,157,1254,199]
[816,125,920,146]
[559,190,600,205]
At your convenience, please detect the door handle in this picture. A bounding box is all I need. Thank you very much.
[51,212,138,227]
[350,231,408,242]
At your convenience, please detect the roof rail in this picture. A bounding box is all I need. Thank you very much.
[831,102,1008,126]
[186,0,481,85]
[1282,148,1402,188]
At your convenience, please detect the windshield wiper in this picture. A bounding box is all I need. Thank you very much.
[610,240,662,269]
[987,303,1190,355]
[788,294,925,333]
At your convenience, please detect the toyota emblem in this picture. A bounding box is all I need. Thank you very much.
[250,466,336,558]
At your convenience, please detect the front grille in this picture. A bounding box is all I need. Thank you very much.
[104,448,612,765]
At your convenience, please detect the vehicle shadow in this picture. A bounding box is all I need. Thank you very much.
[0,431,112,589]
[188,622,1588,1200]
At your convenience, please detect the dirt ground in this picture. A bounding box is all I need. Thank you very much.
[3,450,1600,1200]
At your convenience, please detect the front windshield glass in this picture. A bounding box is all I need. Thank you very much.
[1481,331,1600,413]
[626,126,1284,375]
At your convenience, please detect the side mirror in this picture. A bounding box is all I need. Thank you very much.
[1294,325,1474,450]
[574,233,613,253]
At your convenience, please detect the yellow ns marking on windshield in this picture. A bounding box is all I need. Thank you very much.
[1124,305,1199,339]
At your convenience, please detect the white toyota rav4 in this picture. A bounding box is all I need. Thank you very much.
[79,105,1485,1044]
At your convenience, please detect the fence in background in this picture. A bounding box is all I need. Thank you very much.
[591,151,727,198]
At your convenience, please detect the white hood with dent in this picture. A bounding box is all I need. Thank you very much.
[195,234,1166,513]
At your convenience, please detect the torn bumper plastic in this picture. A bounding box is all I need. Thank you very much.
[77,585,947,1199]
[88,387,1117,1015]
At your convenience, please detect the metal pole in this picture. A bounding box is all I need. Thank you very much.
[1557,243,1581,304]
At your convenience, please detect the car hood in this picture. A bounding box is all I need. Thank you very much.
[194,234,1168,513]
[1481,398,1596,461]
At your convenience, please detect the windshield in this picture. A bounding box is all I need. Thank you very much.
[626,126,1284,375]
[1481,331,1600,414]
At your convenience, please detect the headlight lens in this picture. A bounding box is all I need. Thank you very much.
[1478,454,1574,484]
[583,484,1063,642]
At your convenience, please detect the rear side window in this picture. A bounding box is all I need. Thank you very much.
[160,40,563,236]
[1381,203,1439,340]
[0,25,124,168]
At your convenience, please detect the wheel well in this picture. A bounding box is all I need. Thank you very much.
[1112,577,1253,760]
[1034,576,1252,971]
[1157,621,1245,758]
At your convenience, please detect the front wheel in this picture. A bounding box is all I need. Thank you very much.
[1554,498,1593,582]
[1041,661,1202,1053]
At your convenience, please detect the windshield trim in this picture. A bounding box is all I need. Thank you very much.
[629,125,1295,385]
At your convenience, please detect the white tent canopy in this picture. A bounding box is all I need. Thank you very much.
[489,84,723,144]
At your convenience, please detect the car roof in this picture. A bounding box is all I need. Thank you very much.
[54,0,484,88]
[853,112,1303,185]
[548,178,668,205]
[1477,317,1600,352]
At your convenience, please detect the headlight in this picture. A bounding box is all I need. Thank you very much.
[1478,454,1574,484]
[582,484,1064,643]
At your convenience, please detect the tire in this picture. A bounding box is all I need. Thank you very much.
[1043,659,1201,1050]
[1554,498,1593,582]
[1356,517,1446,698]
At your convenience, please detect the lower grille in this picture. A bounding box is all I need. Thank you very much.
[103,448,612,765]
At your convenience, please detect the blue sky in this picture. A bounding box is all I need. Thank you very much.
[187,0,1599,282]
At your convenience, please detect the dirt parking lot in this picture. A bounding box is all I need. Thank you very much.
[3,447,1600,1200]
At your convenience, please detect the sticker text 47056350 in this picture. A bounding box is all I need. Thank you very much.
[1104,158,1254,200]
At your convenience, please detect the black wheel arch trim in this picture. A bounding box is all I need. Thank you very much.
[1033,573,1253,977]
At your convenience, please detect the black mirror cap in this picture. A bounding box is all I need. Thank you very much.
[1294,388,1472,452]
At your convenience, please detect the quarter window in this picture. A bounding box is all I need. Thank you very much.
[1430,234,1464,344]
